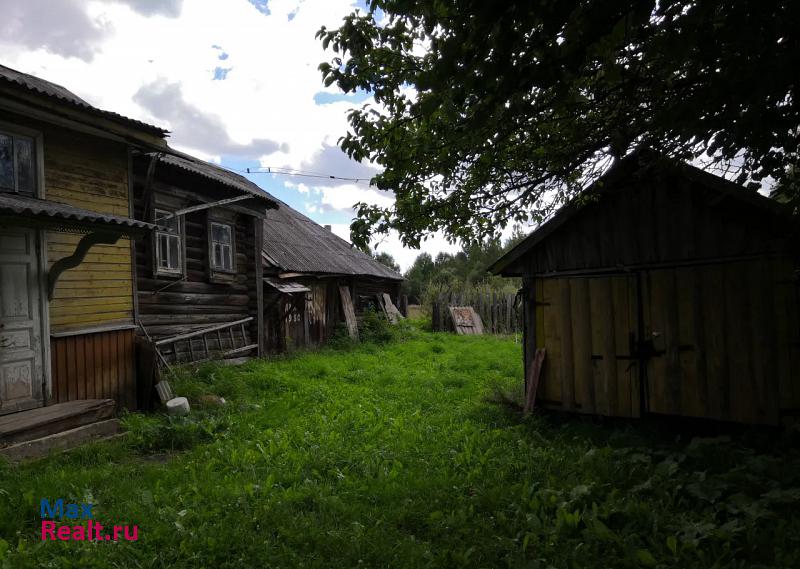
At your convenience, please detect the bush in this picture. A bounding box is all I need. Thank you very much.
[359,308,394,344]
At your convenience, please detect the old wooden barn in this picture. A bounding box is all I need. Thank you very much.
[261,200,404,351]
[491,153,800,426]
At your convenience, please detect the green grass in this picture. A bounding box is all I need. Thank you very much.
[1,327,799,568]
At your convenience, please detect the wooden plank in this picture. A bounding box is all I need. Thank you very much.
[664,269,683,415]
[84,335,95,399]
[773,257,799,412]
[339,286,359,340]
[745,259,776,423]
[56,339,68,404]
[75,336,86,400]
[611,275,635,417]
[724,261,752,422]
[0,399,115,444]
[0,420,121,463]
[592,277,618,416]
[539,279,562,405]
[570,277,594,413]
[523,348,546,414]
[682,266,707,418]
[557,278,575,411]
[66,336,78,402]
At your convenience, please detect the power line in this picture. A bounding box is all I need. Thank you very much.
[236,166,373,184]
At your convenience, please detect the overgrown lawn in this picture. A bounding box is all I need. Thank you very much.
[1,329,799,568]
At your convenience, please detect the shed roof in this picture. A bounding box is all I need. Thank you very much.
[490,153,796,276]
[155,150,278,207]
[0,193,156,234]
[0,64,167,136]
[262,199,403,281]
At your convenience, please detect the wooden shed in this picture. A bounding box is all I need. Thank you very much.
[261,200,404,352]
[491,153,800,426]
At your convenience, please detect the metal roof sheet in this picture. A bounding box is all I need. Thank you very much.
[0,193,156,233]
[157,151,278,206]
[262,199,404,281]
[0,64,167,136]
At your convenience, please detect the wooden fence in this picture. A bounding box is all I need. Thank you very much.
[431,289,522,334]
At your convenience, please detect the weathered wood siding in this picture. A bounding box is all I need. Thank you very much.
[50,328,136,409]
[263,276,400,353]
[0,112,140,409]
[30,122,135,331]
[504,172,794,277]
[133,168,261,354]
[533,257,800,425]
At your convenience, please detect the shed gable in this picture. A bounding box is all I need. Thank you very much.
[499,162,795,276]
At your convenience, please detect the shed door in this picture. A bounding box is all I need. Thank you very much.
[535,274,640,417]
[0,227,45,415]
[641,261,795,425]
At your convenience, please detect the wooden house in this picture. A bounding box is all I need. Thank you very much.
[0,64,169,448]
[131,150,277,367]
[491,153,800,426]
[261,201,404,351]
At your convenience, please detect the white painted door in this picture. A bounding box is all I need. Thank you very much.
[0,227,44,415]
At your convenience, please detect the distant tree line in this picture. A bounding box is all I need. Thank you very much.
[398,229,527,304]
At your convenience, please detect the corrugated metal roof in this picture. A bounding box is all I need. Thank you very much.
[263,278,311,294]
[157,151,278,206]
[0,193,156,233]
[0,64,167,135]
[262,199,404,281]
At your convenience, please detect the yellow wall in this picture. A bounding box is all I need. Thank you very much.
[42,125,134,331]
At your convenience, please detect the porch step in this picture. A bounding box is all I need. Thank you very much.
[0,399,115,445]
[0,419,121,462]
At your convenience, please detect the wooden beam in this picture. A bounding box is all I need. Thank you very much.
[158,194,253,219]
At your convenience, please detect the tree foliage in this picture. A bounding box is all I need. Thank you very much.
[318,0,799,249]
[403,230,526,302]
[372,250,401,273]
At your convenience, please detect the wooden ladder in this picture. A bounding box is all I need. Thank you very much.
[154,317,257,366]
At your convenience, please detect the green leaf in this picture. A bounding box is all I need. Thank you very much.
[636,548,657,567]
[666,535,678,556]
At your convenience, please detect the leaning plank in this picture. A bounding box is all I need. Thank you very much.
[339,286,359,340]
[382,293,405,324]
[0,420,121,463]
[524,348,547,414]
[449,306,484,335]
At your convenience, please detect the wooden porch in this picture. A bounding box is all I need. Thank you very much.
[0,399,120,462]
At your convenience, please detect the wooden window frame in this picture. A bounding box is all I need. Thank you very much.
[153,208,184,278]
[0,120,44,198]
[207,219,236,275]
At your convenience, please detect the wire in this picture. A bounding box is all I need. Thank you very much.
[237,166,373,184]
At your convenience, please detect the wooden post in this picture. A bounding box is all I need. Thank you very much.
[254,218,265,357]
[522,278,537,394]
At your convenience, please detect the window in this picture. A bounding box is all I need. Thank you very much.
[0,130,36,194]
[154,209,182,275]
[210,222,234,272]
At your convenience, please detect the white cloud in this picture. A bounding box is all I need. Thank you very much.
[0,0,464,272]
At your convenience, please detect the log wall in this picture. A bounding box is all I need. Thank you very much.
[132,171,262,354]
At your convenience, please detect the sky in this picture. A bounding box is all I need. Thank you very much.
[0,0,461,271]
